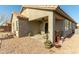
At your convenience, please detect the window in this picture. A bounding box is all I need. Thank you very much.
[69,22,72,29]
[65,19,67,31]
[65,19,70,31]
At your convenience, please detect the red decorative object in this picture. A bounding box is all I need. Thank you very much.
[55,31,62,48]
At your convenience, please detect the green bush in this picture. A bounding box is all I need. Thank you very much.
[44,40,52,49]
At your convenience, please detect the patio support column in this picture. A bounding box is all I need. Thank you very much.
[48,12,55,44]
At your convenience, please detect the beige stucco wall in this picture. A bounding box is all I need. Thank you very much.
[55,20,65,37]
[55,18,76,38]
[40,21,45,34]
[48,12,55,43]
[56,20,65,32]
[19,19,30,37]
[72,23,76,30]
[40,20,48,34]
[62,19,76,37]
[12,15,17,33]
[30,21,41,35]
[12,14,19,37]
[77,24,79,29]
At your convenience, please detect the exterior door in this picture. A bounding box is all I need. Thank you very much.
[45,23,48,33]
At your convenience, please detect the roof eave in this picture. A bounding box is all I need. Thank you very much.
[21,5,77,24]
[56,6,77,24]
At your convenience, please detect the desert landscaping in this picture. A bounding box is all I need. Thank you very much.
[0,5,79,54]
[0,31,79,54]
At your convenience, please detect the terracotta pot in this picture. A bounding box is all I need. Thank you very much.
[55,40,62,48]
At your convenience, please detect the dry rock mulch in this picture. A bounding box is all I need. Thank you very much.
[0,37,50,54]
[0,34,79,54]
[49,34,79,54]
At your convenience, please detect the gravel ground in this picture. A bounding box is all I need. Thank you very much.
[0,33,79,54]
[50,34,79,54]
[0,37,50,54]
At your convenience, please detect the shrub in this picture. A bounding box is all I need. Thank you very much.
[44,40,52,49]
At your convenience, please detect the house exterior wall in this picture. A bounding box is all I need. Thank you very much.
[19,19,30,37]
[48,12,55,43]
[56,20,64,31]
[55,14,74,38]
[30,21,41,35]
[62,19,76,37]
[12,15,17,33]
[55,20,65,37]
[40,21,45,34]
[12,17,45,37]
[40,20,48,34]
[72,23,76,30]
[12,15,19,37]
[63,19,70,37]
[55,18,76,38]
[77,24,79,29]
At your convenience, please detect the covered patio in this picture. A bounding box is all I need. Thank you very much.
[11,5,76,46]
[24,11,66,45]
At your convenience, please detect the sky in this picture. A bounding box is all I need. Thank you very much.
[60,5,79,23]
[0,5,21,25]
[0,5,79,26]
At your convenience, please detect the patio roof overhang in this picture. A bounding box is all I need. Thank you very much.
[22,5,77,24]
[17,15,28,20]
[29,16,48,22]
[13,12,28,20]
[56,6,77,24]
